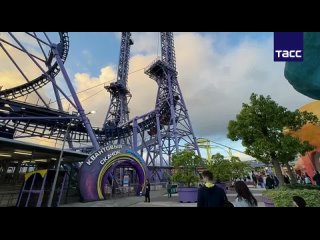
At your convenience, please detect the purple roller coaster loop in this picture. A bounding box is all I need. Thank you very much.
[7,33,78,110]
[0,116,80,120]
[0,42,49,108]
[2,33,99,150]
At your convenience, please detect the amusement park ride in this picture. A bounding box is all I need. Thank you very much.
[194,138,233,160]
[0,32,201,204]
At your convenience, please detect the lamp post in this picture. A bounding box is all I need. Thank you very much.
[47,111,95,207]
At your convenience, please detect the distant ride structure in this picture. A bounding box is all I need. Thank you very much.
[0,32,200,205]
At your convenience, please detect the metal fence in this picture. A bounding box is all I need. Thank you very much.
[0,191,19,207]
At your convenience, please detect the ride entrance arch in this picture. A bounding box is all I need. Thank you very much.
[79,145,148,202]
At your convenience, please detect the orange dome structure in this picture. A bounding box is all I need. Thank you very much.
[288,101,320,147]
[288,101,320,182]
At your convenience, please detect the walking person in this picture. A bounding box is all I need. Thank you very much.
[265,175,275,189]
[305,173,312,185]
[144,179,151,202]
[257,174,265,188]
[284,174,290,184]
[273,175,279,187]
[197,170,229,207]
[313,170,320,186]
[166,180,172,198]
[251,171,257,188]
[234,181,257,207]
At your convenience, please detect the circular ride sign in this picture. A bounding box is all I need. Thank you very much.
[79,144,148,202]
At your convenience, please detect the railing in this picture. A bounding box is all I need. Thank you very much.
[150,182,167,191]
[103,182,167,200]
[0,191,19,207]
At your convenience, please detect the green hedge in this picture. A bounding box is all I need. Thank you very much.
[284,184,320,191]
[263,187,320,207]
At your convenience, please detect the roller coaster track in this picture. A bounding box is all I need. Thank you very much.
[0,97,169,146]
[0,32,69,100]
[0,98,89,141]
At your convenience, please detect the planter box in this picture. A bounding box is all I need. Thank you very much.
[178,187,198,203]
[262,196,275,207]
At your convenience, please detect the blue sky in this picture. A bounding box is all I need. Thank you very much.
[65,32,273,79]
[0,32,313,160]
[66,32,120,76]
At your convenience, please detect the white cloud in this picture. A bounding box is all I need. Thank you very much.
[131,32,159,55]
[173,33,311,137]
[73,66,117,126]
[0,32,52,89]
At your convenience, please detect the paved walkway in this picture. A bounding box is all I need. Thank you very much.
[130,188,265,207]
[61,188,266,207]
[60,189,166,207]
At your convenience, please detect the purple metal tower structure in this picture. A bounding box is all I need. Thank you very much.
[103,32,133,145]
[131,32,201,181]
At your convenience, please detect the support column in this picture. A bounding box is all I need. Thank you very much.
[132,118,138,152]
[52,44,99,151]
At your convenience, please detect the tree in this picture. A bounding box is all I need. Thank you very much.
[277,135,314,184]
[171,150,202,187]
[207,153,232,182]
[206,154,251,182]
[229,156,252,180]
[228,93,318,186]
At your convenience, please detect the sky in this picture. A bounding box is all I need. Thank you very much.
[0,32,313,160]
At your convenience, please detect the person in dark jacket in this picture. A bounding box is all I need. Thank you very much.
[144,179,151,202]
[313,171,320,186]
[197,170,228,207]
[251,171,257,187]
[265,175,275,189]
[166,181,172,198]
[283,174,290,184]
[273,175,279,187]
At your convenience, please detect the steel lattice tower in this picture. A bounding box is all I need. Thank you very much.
[139,32,200,180]
[103,32,133,145]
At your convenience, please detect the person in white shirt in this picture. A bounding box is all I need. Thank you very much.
[234,181,257,207]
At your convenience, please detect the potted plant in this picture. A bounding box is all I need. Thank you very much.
[206,153,231,192]
[172,150,202,203]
